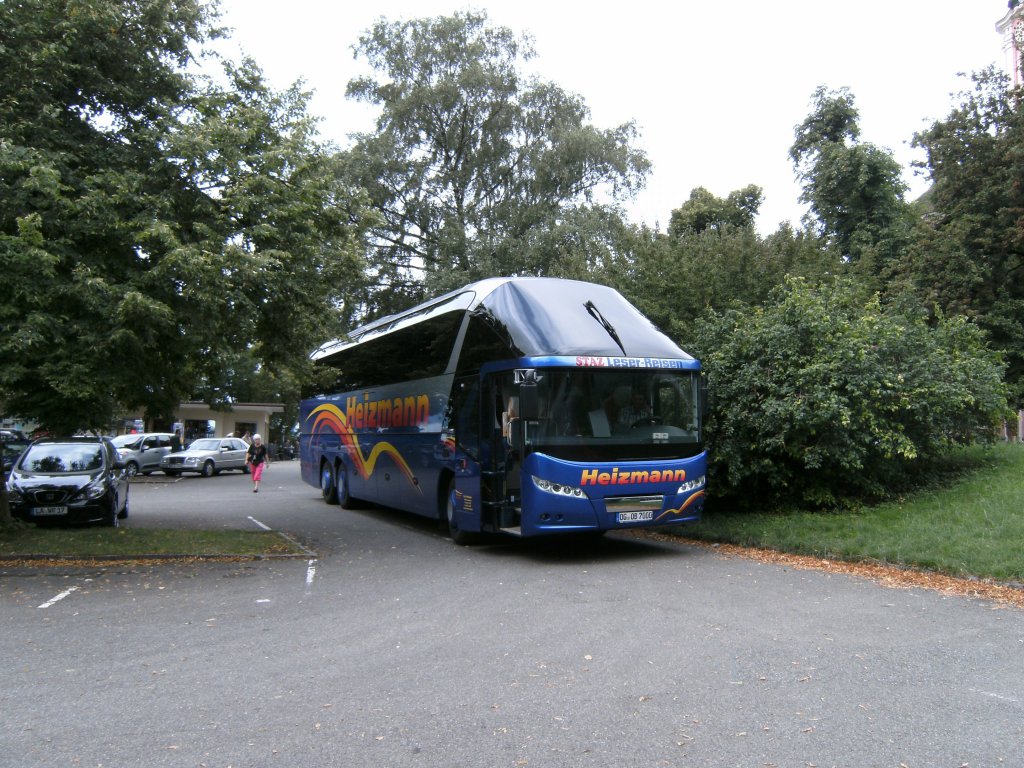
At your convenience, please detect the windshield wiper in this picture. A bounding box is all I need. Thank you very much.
[584,301,627,356]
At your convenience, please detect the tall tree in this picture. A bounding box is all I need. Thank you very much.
[623,186,834,346]
[790,86,911,275]
[0,0,370,433]
[343,11,650,311]
[668,185,763,237]
[907,67,1024,406]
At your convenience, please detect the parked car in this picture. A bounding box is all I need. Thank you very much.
[2,431,32,480]
[6,437,129,526]
[110,432,176,477]
[160,437,250,477]
[2,439,31,480]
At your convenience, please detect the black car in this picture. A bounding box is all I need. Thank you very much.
[6,437,130,526]
[1,432,31,480]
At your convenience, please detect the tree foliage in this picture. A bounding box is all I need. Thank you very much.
[905,68,1024,406]
[342,11,650,312]
[692,278,1009,508]
[668,185,763,237]
[0,0,370,433]
[623,187,834,344]
[790,86,911,274]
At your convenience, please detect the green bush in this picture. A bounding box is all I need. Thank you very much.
[693,278,1009,508]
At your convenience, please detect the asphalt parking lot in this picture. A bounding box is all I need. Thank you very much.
[2,460,1022,767]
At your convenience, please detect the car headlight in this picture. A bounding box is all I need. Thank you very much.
[532,475,587,498]
[185,457,199,465]
[677,475,706,494]
[79,477,108,501]
[6,484,23,503]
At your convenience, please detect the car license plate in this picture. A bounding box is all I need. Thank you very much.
[617,510,654,523]
[32,506,68,516]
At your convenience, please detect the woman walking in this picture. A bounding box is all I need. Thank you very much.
[246,433,270,493]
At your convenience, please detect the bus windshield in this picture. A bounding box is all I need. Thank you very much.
[519,368,703,462]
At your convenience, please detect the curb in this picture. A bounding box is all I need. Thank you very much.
[0,552,313,564]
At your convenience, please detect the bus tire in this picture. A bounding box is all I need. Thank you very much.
[321,461,339,505]
[337,463,354,509]
[445,478,475,545]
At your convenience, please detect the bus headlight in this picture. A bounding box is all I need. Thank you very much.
[532,476,587,498]
[677,475,706,494]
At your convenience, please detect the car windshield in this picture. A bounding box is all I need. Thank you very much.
[189,439,221,451]
[21,443,104,473]
[111,434,142,449]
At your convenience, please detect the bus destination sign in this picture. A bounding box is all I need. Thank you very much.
[575,356,690,369]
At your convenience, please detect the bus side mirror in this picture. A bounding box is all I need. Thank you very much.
[519,383,539,421]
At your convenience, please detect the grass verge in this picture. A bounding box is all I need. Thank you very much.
[679,443,1024,583]
[0,526,308,560]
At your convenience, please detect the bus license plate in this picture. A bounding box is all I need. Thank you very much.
[32,506,68,516]
[617,510,654,523]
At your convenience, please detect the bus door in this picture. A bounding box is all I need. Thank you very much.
[451,374,520,534]
[483,374,519,530]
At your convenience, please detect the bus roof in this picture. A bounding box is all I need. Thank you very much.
[311,277,692,362]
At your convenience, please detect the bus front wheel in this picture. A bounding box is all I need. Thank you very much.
[321,462,339,505]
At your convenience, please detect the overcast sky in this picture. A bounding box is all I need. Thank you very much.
[213,1,1010,234]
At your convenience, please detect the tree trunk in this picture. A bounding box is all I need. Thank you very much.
[0,468,12,526]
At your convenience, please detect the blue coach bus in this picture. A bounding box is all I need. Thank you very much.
[299,277,706,543]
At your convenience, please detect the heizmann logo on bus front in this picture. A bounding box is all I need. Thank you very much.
[580,467,688,486]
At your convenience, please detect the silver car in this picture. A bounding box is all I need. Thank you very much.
[111,432,175,477]
[160,437,250,477]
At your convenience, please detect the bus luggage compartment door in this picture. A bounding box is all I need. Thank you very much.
[452,466,482,534]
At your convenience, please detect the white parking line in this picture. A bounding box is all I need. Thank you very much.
[38,586,79,609]
[971,688,1020,704]
[247,516,318,587]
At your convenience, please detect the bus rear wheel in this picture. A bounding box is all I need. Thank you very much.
[336,464,354,509]
[321,462,339,505]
